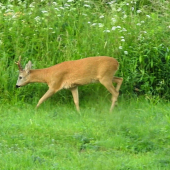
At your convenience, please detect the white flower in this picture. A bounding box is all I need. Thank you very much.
[123,15,127,19]
[117,8,121,12]
[137,10,141,13]
[124,51,128,55]
[126,3,129,5]
[103,30,110,33]
[42,11,48,13]
[5,9,13,13]
[107,1,114,5]
[131,7,134,11]
[141,21,145,23]
[111,26,116,30]
[137,23,141,26]
[1,5,6,10]
[111,18,116,24]
[119,46,123,49]
[121,39,125,42]
[91,23,97,26]
[168,26,170,28]
[120,36,124,39]
[146,15,151,18]
[87,21,91,24]
[84,4,90,7]
[99,15,104,18]
[7,4,13,8]
[67,0,74,2]
[29,2,35,8]
[64,3,70,7]
[122,28,127,32]
[117,26,121,29]
[34,16,40,22]
[98,23,104,27]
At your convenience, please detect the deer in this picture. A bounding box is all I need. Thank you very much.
[15,56,123,112]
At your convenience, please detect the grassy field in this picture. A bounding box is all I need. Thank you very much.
[1,0,170,169]
[0,95,170,169]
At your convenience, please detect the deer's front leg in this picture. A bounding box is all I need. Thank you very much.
[36,88,55,108]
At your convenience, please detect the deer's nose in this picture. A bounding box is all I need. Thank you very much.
[16,85,20,88]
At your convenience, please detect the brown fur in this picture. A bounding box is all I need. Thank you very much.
[16,56,123,112]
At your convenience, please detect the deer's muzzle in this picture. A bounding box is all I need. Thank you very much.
[16,85,21,88]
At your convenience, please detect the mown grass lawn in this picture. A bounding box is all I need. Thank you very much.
[0,96,170,169]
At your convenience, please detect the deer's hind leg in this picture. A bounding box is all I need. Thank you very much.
[70,87,80,112]
[99,78,119,112]
[113,77,123,92]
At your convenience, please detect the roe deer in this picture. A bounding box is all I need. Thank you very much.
[16,56,123,112]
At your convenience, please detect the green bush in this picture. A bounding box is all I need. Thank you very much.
[0,0,170,102]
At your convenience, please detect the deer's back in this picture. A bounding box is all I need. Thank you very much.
[49,56,119,88]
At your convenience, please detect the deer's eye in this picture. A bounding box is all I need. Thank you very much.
[19,76,22,80]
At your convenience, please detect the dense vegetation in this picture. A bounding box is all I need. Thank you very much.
[0,0,170,169]
[0,0,170,102]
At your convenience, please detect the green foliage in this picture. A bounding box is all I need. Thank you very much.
[0,0,170,102]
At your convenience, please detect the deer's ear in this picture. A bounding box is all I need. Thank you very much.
[25,61,32,74]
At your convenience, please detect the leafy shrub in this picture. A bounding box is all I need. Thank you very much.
[0,0,170,102]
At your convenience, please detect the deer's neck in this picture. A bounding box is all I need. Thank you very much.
[29,69,49,84]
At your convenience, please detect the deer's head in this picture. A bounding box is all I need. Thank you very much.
[16,56,32,88]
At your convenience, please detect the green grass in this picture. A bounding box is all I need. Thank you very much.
[1,96,170,169]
